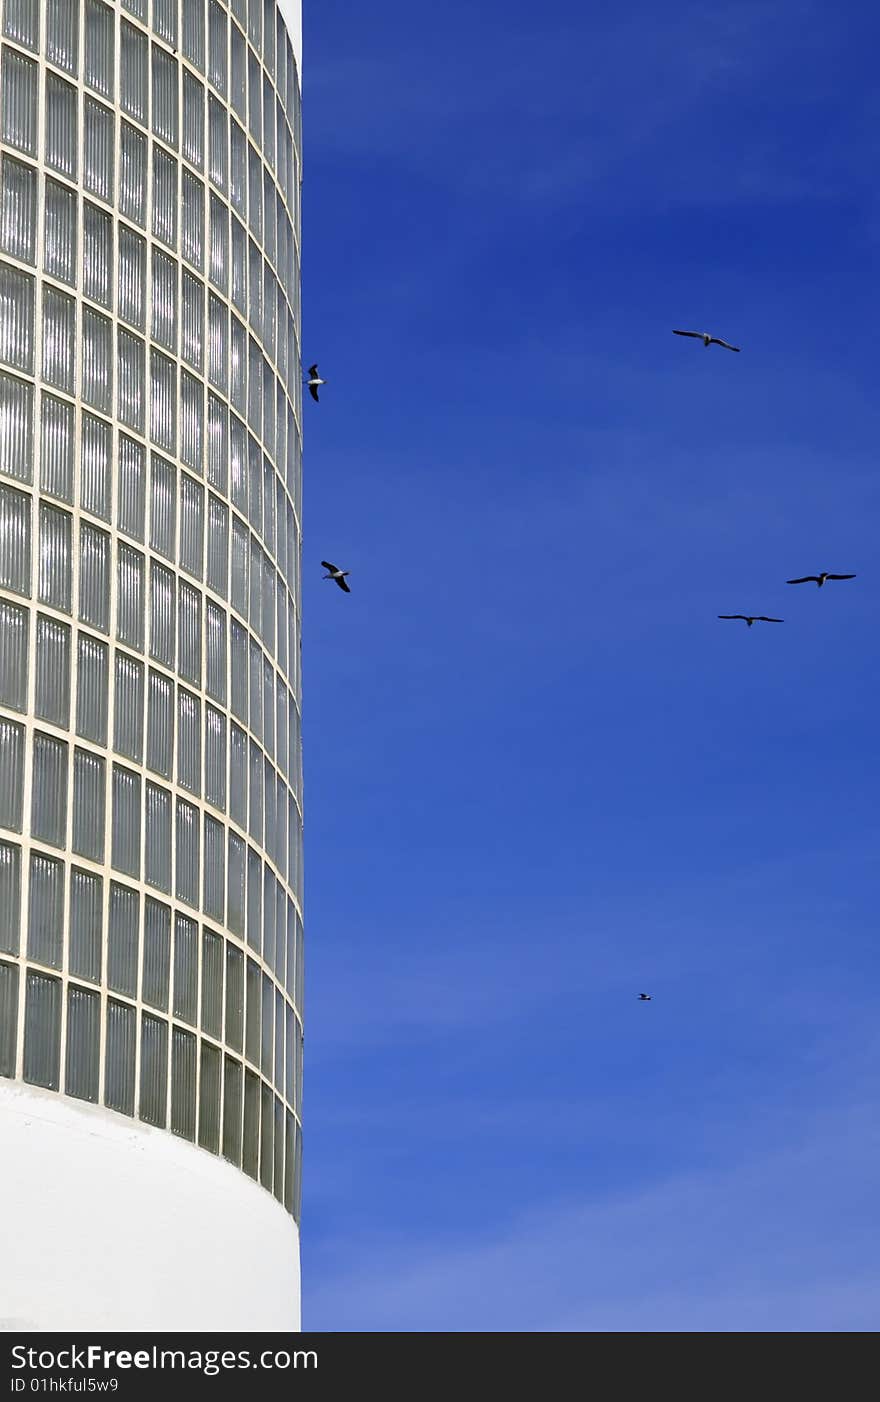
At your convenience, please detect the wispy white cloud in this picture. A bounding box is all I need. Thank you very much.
[301,0,880,1336]
[305,1097,880,1330]
[304,822,880,1069]
[307,0,858,214]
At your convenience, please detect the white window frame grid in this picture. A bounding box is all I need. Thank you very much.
[0,0,304,1220]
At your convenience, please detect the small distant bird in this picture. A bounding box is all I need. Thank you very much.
[718,615,784,627]
[673,329,741,352]
[321,561,350,593]
[305,364,325,402]
[786,572,856,588]
[637,993,652,1002]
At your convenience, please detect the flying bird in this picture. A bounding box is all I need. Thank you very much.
[718,615,783,627]
[637,994,652,1002]
[673,330,741,352]
[304,363,325,402]
[786,572,856,588]
[321,561,350,593]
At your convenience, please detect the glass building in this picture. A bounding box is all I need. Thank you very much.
[0,0,303,1330]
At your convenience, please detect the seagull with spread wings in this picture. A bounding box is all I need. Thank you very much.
[637,994,652,1002]
[786,572,856,588]
[304,363,326,402]
[673,330,741,352]
[321,561,350,593]
[718,615,784,627]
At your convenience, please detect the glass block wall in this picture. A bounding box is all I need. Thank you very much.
[0,0,303,1221]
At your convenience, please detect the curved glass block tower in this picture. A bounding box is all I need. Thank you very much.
[0,0,303,1331]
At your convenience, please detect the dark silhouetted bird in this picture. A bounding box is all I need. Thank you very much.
[637,993,652,1002]
[305,364,325,402]
[673,329,741,352]
[718,615,783,627]
[786,572,856,588]
[321,561,350,593]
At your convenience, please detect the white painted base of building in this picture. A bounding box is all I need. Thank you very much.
[0,1083,300,1333]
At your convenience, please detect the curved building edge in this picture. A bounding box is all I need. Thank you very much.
[278,1,302,84]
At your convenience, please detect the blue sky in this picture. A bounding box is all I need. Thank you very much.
[299,0,880,1330]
